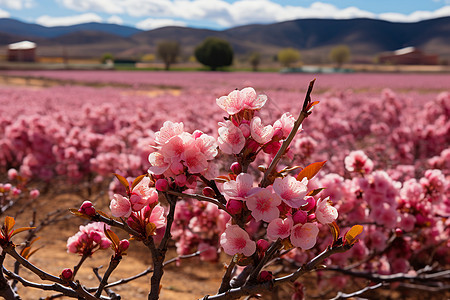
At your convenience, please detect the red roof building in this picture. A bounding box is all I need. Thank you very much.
[378,47,439,65]
[7,41,37,62]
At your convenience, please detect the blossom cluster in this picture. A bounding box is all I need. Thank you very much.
[66,222,112,256]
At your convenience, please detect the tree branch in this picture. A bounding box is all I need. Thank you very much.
[260,79,315,188]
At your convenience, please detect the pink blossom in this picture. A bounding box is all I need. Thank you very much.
[29,189,40,199]
[181,148,208,174]
[222,173,261,200]
[344,150,374,174]
[220,224,256,256]
[246,188,281,222]
[7,168,18,180]
[290,222,319,250]
[250,117,274,144]
[267,217,293,241]
[148,204,166,229]
[217,121,246,154]
[273,113,299,138]
[273,176,308,208]
[148,152,169,175]
[155,121,184,145]
[67,222,111,255]
[193,132,218,160]
[315,197,338,224]
[110,194,132,218]
[216,87,267,115]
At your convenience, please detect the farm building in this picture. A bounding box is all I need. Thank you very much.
[378,47,439,65]
[7,41,37,62]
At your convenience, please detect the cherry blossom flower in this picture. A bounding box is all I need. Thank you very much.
[273,176,308,208]
[267,217,293,241]
[222,173,261,200]
[181,148,208,174]
[250,117,274,144]
[67,222,111,256]
[273,112,299,138]
[217,121,246,154]
[246,188,281,222]
[148,204,166,229]
[220,224,256,256]
[148,152,170,175]
[216,87,267,115]
[110,194,132,218]
[315,197,338,224]
[344,150,374,174]
[290,222,319,250]
[155,121,184,145]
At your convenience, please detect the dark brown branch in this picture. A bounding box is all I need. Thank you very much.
[330,282,385,300]
[0,252,20,300]
[167,190,229,214]
[94,256,121,298]
[204,243,352,300]
[260,79,316,188]
[218,258,236,294]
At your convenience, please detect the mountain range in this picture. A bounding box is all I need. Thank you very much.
[1,17,449,63]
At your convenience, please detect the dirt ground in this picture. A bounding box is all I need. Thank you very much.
[4,190,227,300]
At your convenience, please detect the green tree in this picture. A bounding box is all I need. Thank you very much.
[329,45,351,68]
[249,52,261,72]
[194,37,233,71]
[101,53,114,64]
[157,40,180,70]
[277,48,301,68]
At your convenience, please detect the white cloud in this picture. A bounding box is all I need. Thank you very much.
[380,5,450,22]
[53,0,450,28]
[36,13,103,27]
[107,15,123,25]
[136,18,187,30]
[56,0,123,14]
[0,0,34,10]
[0,8,10,18]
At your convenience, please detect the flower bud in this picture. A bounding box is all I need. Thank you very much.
[7,168,18,180]
[230,162,242,175]
[202,187,215,198]
[175,174,187,187]
[258,271,273,282]
[12,187,21,196]
[226,199,243,215]
[395,228,403,237]
[256,239,270,253]
[246,139,260,153]
[239,123,251,138]
[3,183,12,192]
[293,210,307,225]
[119,239,130,252]
[61,268,73,281]
[302,196,316,211]
[29,189,40,199]
[79,201,96,216]
[155,179,169,191]
[307,213,316,222]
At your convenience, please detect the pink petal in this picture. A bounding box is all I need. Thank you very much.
[290,223,319,250]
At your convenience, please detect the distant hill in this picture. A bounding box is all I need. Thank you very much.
[0,17,449,63]
[0,18,142,38]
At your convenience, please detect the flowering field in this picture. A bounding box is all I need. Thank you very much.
[0,70,449,299]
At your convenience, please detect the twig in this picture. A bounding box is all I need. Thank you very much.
[218,258,236,293]
[260,79,315,188]
[330,282,386,300]
[0,252,20,300]
[94,256,121,298]
[203,243,352,300]
[167,190,229,214]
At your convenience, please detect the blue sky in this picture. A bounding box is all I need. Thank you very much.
[1,0,450,30]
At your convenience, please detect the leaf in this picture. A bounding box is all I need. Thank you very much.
[96,210,111,219]
[214,175,231,183]
[307,188,326,197]
[145,223,157,237]
[21,246,31,258]
[27,247,42,259]
[306,101,320,112]
[11,227,35,238]
[69,208,92,220]
[131,175,146,191]
[344,225,364,245]
[29,237,41,246]
[105,228,120,248]
[114,173,130,193]
[327,221,340,242]
[296,161,327,181]
[4,216,15,232]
